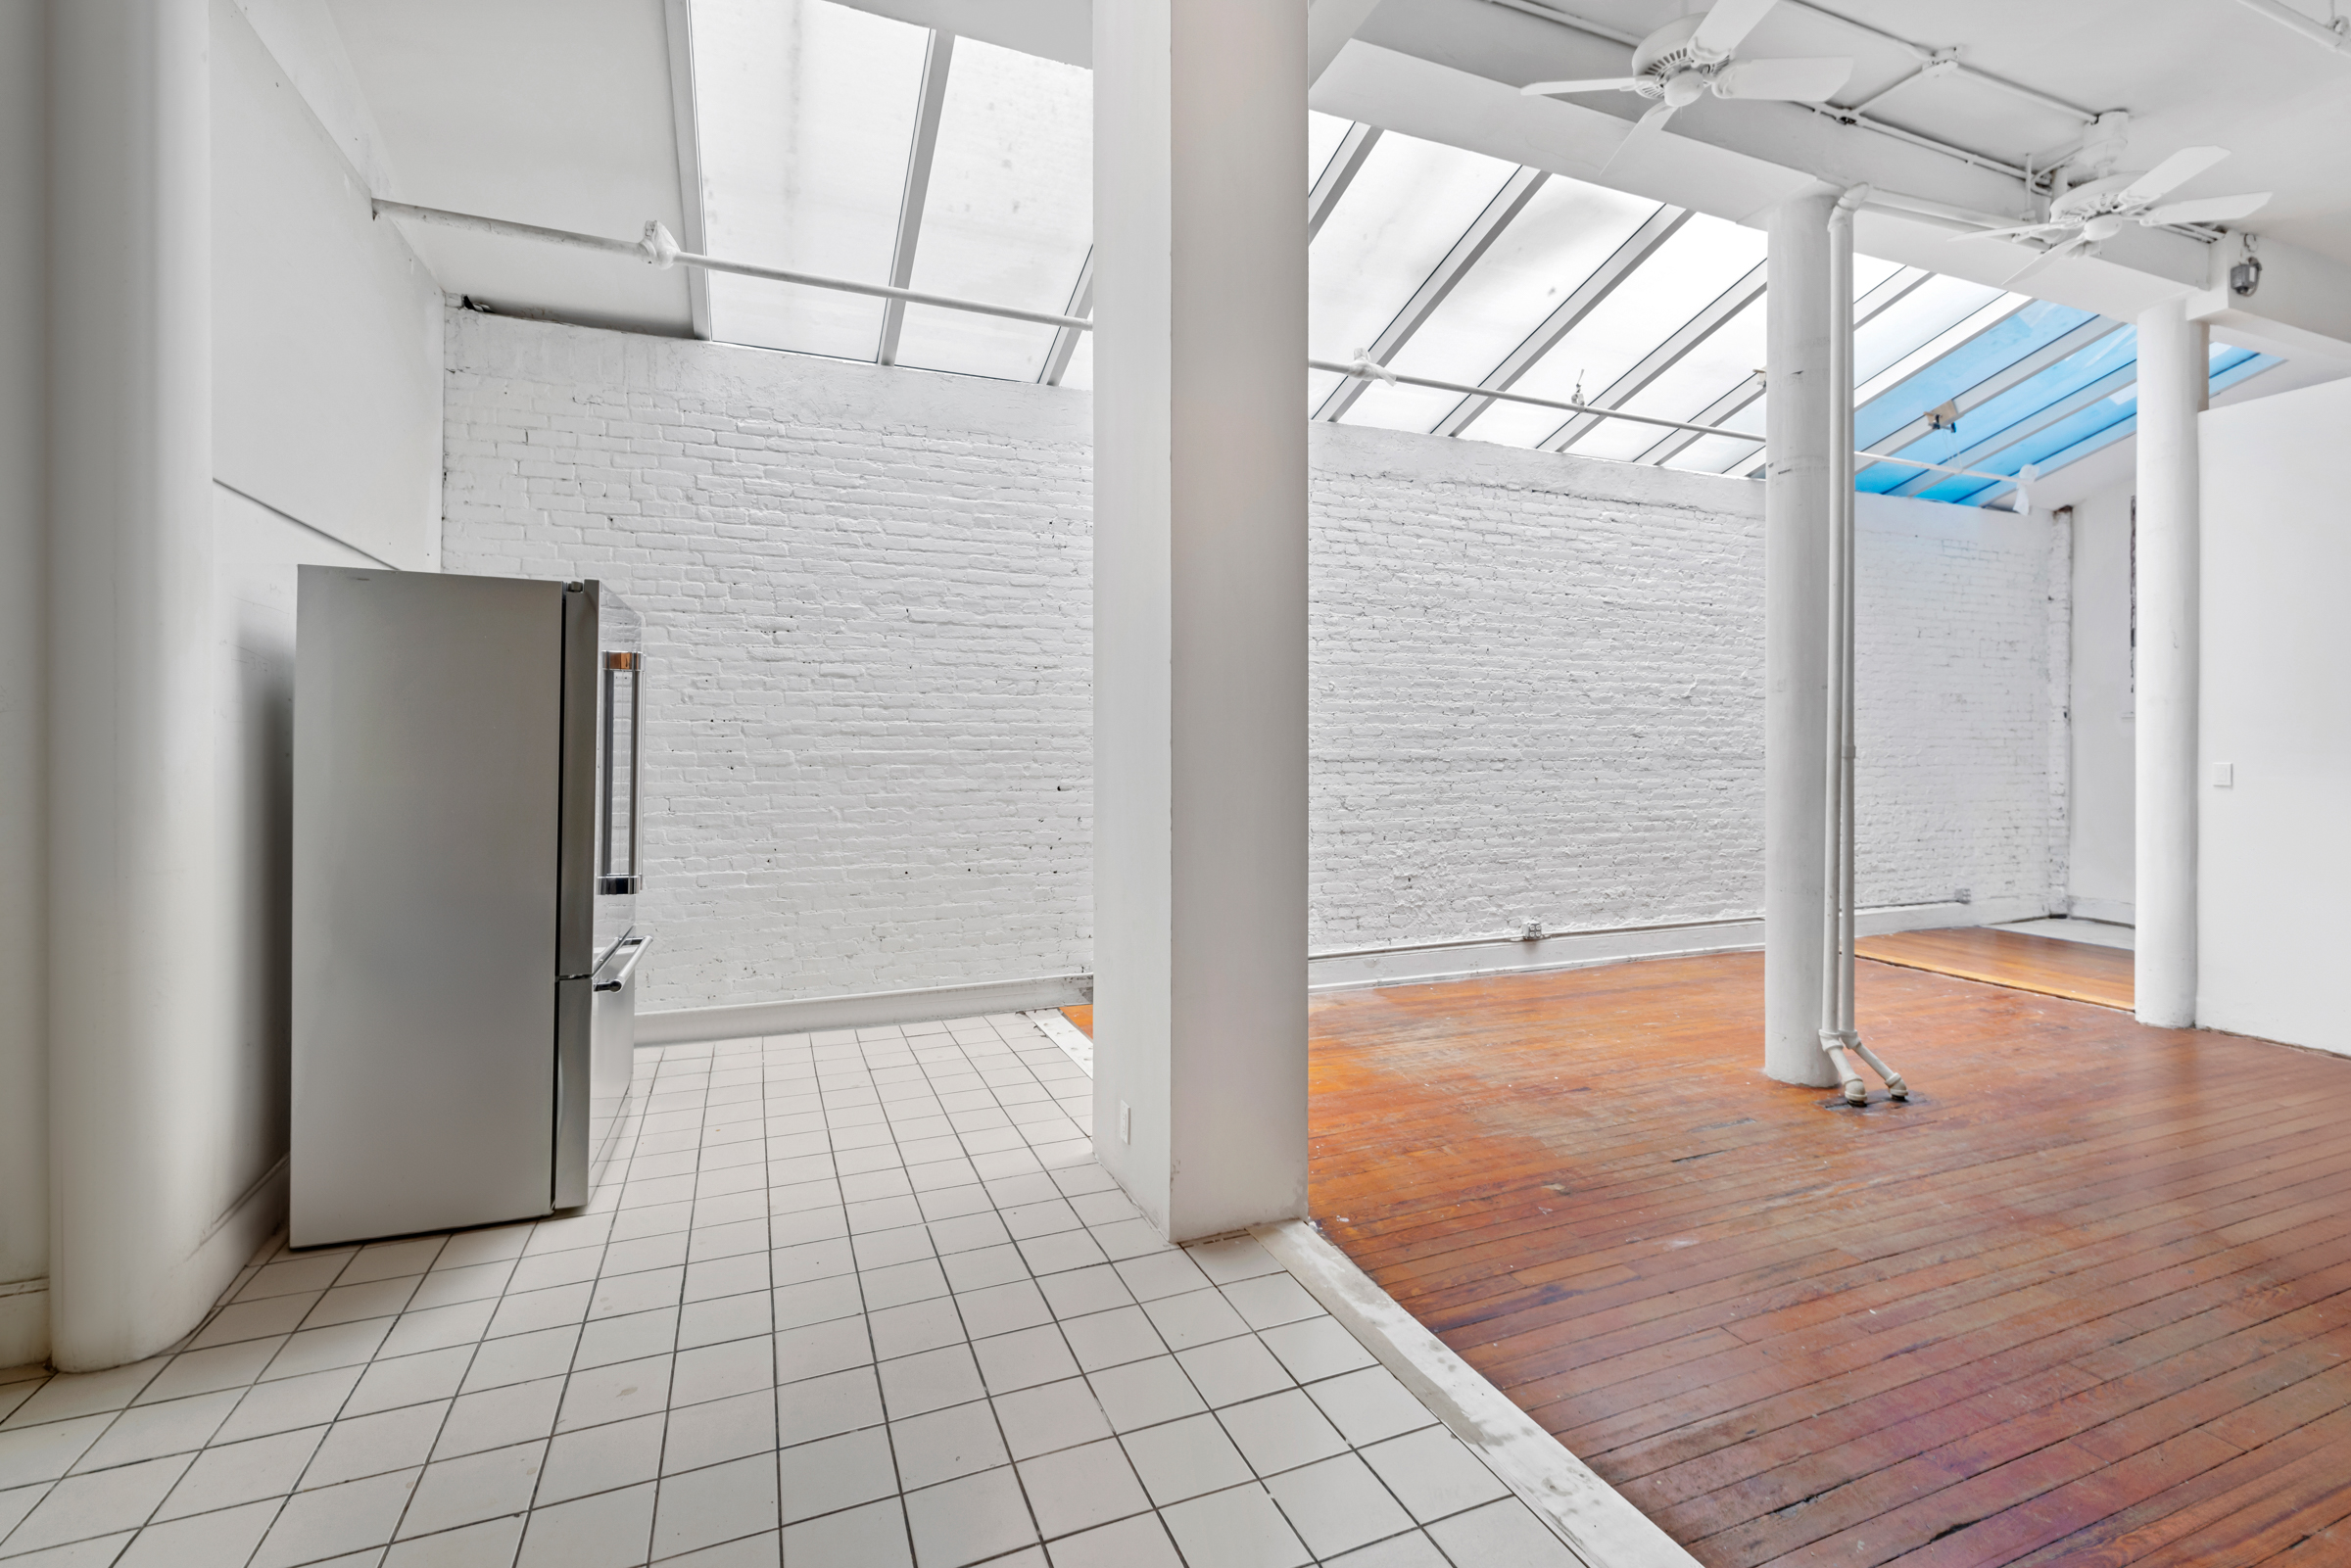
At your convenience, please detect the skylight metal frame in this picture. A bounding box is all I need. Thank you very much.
[876,28,956,365]
[666,2,2286,511]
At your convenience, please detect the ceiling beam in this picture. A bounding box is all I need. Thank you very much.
[878,28,955,366]
[1039,248,1093,386]
[1315,165,1548,423]
[1308,121,1382,243]
[1309,0,1387,85]
[1545,261,1767,451]
[1432,203,1688,438]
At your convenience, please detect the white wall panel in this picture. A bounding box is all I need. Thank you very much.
[2198,376,2351,1054]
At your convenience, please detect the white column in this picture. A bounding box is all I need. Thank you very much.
[0,0,51,1371]
[2134,298,2206,1027]
[1091,0,1309,1241]
[48,0,221,1369]
[1763,187,1840,1086]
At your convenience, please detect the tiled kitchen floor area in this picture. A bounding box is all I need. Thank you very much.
[0,1015,1578,1567]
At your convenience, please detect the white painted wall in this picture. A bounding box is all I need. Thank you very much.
[2198,375,2351,1054]
[214,0,441,569]
[2066,477,2136,923]
[443,309,2071,1020]
[0,0,51,1370]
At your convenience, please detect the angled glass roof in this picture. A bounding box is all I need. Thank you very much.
[689,0,2281,508]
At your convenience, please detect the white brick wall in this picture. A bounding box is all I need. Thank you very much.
[443,309,2067,1012]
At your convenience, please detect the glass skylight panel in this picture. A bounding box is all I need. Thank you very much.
[1854,299,2098,450]
[1858,324,2138,492]
[1919,346,2274,505]
[1343,177,1662,435]
[693,0,926,359]
[1852,274,2006,390]
[1464,215,1767,450]
[1572,302,1760,462]
[1306,130,1517,414]
[1854,289,2029,407]
[893,37,1093,382]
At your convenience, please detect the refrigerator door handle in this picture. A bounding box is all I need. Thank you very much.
[598,650,645,896]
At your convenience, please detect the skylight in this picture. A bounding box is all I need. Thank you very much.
[687,0,2281,507]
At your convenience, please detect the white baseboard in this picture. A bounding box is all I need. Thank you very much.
[0,1281,47,1372]
[639,974,1095,1047]
[1254,1218,1701,1568]
[2066,895,2135,926]
[1305,897,2049,994]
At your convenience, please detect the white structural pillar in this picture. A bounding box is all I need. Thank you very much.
[1763,186,1840,1087]
[2134,298,2206,1028]
[48,0,221,1369]
[1091,0,1309,1241]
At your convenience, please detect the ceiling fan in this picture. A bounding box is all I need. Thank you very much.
[1961,146,2272,284]
[1520,0,1852,166]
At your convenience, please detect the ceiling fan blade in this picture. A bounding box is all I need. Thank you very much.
[2137,191,2272,226]
[1604,101,1679,172]
[1520,76,1644,96]
[1711,56,1852,101]
[2003,233,2089,287]
[1950,221,2068,243]
[2119,145,2230,204]
[1693,0,1779,57]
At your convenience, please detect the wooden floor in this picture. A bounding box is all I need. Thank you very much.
[1856,927,2135,1012]
[1303,955,2351,1567]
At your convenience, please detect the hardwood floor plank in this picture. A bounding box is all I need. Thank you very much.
[1305,951,2351,1565]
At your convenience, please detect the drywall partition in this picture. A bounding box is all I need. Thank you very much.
[2067,476,2136,924]
[2198,375,2351,1054]
[0,0,49,1370]
[442,308,2071,1022]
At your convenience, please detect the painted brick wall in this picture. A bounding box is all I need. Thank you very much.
[442,309,2067,1011]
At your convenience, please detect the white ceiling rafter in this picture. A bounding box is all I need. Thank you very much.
[878,27,956,365]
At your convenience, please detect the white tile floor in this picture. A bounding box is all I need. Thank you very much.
[0,1014,1580,1568]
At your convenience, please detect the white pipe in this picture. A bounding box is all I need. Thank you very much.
[2228,0,2351,50]
[1819,188,1866,1105]
[1819,186,1908,1106]
[374,201,1095,333]
[383,198,2027,492]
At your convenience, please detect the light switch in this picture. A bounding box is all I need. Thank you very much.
[2212,762,2234,788]
[1118,1101,1131,1144]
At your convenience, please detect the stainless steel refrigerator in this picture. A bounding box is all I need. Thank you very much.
[291,567,650,1248]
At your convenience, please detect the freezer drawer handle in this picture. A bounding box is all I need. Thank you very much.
[593,932,655,993]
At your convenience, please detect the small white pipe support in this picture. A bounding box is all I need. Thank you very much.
[2228,0,2351,51]
[1853,1038,1908,1100]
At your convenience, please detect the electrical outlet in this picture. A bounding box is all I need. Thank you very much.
[2212,761,2234,788]
[1118,1102,1131,1144]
